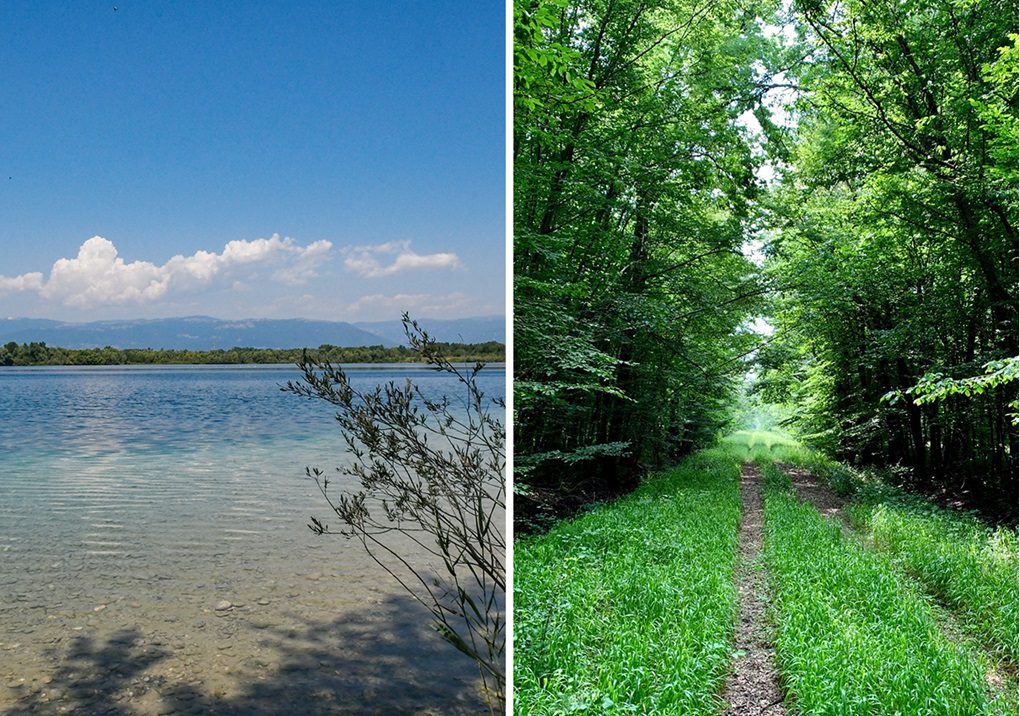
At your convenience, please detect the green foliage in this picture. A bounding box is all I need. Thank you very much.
[727,384,794,435]
[757,0,1018,505]
[514,0,595,117]
[969,34,1020,193]
[0,341,505,366]
[762,463,998,715]
[720,429,809,464]
[514,451,742,714]
[885,357,1020,425]
[856,503,1020,662]
[514,0,776,524]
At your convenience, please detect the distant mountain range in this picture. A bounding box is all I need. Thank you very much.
[0,316,505,350]
[354,317,505,346]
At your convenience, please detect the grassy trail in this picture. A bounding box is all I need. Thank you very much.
[761,461,999,715]
[513,432,1018,715]
[735,431,1018,714]
[514,449,742,714]
[771,459,1019,712]
[849,495,1019,662]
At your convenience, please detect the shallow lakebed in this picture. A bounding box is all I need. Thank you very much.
[0,364,503,714]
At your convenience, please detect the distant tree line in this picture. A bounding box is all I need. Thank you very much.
[0,341,505,366]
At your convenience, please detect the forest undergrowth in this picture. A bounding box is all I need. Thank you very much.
[513,431,1019,715]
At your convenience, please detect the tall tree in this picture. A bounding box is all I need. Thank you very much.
[514,0,774,526]
[758,0,1018,511]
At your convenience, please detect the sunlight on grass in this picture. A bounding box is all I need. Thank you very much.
[771,440,1020,664]
[720,429,807,463]
[514,433,1018,715]
[514,454,741,714]
[761,462,998,715]
[852,502,1020,662]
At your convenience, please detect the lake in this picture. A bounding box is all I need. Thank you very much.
[0,363,504,715]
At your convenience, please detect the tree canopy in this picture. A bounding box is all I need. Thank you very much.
[514,0,1018,526]
[514,0,780,527]
[758,0,1018,512]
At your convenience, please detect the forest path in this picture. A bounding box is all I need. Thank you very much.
[776,463,1018,709]
[779,463,848,523]
[721,463,786,715]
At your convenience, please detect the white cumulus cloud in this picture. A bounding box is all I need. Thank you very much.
[0,234,333,308]
[343,240,462,278]
[0,272,45,294]
[272,239,332,285]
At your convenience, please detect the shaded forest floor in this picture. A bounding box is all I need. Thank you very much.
[514,431,1019,715]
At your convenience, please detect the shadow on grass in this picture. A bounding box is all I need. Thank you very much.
[5,595,485,715]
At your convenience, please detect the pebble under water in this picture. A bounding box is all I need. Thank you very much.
[0,364,503,715]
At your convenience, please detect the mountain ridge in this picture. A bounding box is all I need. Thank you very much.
[0,315,505,350]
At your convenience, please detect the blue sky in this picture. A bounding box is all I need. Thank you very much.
[0,1,504,322]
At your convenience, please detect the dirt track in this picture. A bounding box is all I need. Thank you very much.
[721,463,786,715]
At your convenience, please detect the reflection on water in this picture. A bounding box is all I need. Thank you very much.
[0,364,503,713]
[0,364,500,458]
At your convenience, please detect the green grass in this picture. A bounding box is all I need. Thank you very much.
[513,449,742,715]
[772,437,1020,664]
[514,431,1017,714]
[747,431,1019,664]
[848,501,1019,662]
[722,429,806,463]
[761,462,999,715]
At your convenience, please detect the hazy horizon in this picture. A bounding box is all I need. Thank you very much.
[1,312,506,325]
